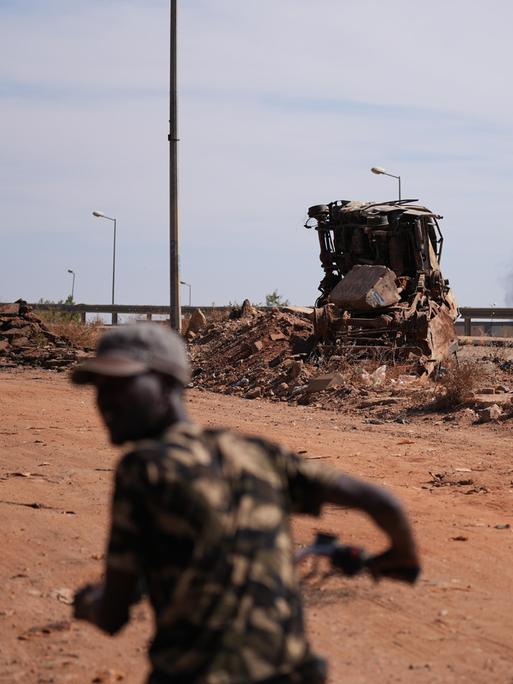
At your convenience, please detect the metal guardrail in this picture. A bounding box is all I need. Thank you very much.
[13,303,235,325]
[458,307,513,336]
[4,303,513,335]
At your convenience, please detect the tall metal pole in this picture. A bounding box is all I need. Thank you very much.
[112,218,117,307]
[398,176,402,201]
[169,0,181,330]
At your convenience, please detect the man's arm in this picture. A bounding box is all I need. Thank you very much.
[321,473,419,575]
[275,446,419,577]
[74,568,139,635]
[74,453,145,633]
[323,473,414,552]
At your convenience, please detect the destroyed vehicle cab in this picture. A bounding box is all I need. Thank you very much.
[305,199,458,371]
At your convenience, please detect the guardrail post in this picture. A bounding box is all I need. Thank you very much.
[112,312,118,326]
[80,312,86,324]
[464,317,471,336]
[146,313,152,321]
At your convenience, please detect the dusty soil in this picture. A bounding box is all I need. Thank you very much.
[2,368,513,684]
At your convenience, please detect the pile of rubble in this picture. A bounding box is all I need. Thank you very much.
[188,302,513,424]
[188,304,317,401]
[0,300,79,370]
[187,303,426,419]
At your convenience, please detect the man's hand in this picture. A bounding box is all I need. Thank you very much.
[366,547,421,584]
[73,583,104,626]
[73,570,137,635]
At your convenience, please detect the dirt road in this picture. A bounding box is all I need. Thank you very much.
[1,368,513,683]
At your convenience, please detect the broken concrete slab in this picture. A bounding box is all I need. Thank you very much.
[281,306,314,317]
[328,265,401,310]
[476,404,502,423]
[305,373,344,394]
[473,394,513,408]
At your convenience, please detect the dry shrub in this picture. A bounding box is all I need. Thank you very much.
[47,320,103,350]
[435,358,491,409]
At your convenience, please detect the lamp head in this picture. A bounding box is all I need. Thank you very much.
[92,211,105,218]
[67,269,74,274]
[371,166,386,175]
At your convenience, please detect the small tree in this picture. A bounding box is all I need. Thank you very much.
[265,290,289,307]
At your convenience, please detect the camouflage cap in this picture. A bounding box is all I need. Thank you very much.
[71,323,191,386]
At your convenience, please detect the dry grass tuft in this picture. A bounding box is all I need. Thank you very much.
[47,320,103,350]
[435,358,491,409]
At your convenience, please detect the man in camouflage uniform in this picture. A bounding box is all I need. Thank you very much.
[72,324,419,684]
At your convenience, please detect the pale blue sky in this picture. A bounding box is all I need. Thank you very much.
[2,0,513,306]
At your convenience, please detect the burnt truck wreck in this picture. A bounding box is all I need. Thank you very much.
[306,199,458,372]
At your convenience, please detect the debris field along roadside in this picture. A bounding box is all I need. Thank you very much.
[187,303,513,426]
[2,370,513,683]
[1,298,513,425]
[0,299,80,370]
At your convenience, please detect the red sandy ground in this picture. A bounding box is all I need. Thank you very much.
[1,368,513,683]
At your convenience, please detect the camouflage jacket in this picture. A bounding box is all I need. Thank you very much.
[107,422,337,683]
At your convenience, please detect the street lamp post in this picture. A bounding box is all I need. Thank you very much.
[92,210,117,325]
[180,280,191,307]
[371,166,402,200]
[67,269,76,301]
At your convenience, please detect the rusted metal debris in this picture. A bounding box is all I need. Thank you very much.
[305,199,458,372]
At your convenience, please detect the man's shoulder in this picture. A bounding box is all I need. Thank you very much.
[116,423,284,485]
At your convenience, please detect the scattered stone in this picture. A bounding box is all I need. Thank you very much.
[287,360,302,381]
[0,299,78,370]
[18,620,71,640]
[233,377,250,387]
[474,394,513,407]
[305,373,344,394]
[270,332,287,341]
[241,299,258,317]
[359,397,399,409]
[495,524,510,530]
[476,404,502,423]
[460,408,478,423]
[50,587,74,605]
[187,309,207,335]
[252,340,264,352]
[246,387,262,399]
